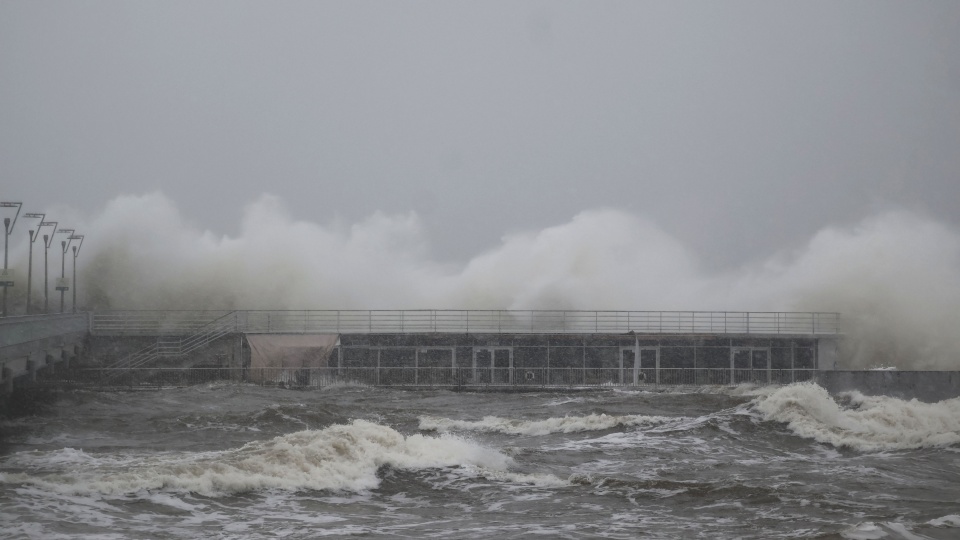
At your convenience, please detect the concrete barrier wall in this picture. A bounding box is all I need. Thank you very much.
[815,371,960,402]
[0,313,89,351]
[1,313,90,394]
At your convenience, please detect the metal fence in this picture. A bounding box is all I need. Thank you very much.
[47,367,818,390]
[91,310,841,336]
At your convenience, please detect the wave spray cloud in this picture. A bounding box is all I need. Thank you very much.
[5,192,960,369]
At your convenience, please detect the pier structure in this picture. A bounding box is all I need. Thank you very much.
[5,309,960,401]
[84,310,841,388]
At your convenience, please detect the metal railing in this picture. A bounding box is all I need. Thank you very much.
[50,367,819,389]
[104,311,239,371]
[92,310,841,336]
[92,310,234,335]
[165,311,237,357]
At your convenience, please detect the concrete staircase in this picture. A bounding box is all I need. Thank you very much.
[106,311,238,371]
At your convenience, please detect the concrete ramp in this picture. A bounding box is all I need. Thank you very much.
[246,334,339,383]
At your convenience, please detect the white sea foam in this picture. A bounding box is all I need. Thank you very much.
[456,466,570,489]
[418,413,677,436]
[928,515,960,528]
[753,382,960,452]
[3,447,145,470]
[839,521,939,540]
[840,522,889,539]
[0,420,521,496]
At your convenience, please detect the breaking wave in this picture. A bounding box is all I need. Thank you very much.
[753,382,960,452]
[419,413,678,436]
[0,419,540,496]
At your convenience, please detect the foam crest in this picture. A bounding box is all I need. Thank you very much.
[1,420,514,496]
[419,413,676,436]
[753,382,960,452]
[928,515,960,528]
[1,447,140,470]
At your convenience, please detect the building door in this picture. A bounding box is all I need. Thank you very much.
[619,347,634,385]
[639,347,659,384]
[731,347,770,384]
[472,347,513,385]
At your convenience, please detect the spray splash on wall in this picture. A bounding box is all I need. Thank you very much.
[4,192,959,369]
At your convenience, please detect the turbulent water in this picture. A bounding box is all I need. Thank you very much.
[1,383,959,539]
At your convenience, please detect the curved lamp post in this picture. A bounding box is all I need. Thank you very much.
[56,228,75,314]
[40,220,58,314]
[1,202,22,317]
[68,234,83,313]
[22,212,47,314]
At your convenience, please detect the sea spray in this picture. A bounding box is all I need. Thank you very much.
[6,193,960,368]
[753,382,960,452]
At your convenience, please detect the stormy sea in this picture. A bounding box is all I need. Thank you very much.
[1,383,959,539]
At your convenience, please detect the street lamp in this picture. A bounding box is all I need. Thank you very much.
[22,212,47,315]
[56,228,75,314]
[40,220,58,314]
[68,235,83,313]
[1,202,22,317]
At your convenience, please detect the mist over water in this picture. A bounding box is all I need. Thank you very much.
[5,192,960,369]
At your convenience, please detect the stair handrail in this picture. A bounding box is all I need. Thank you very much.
[103,311,238,373]
[178,311,238,354]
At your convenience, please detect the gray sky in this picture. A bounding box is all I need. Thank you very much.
[2,1,959,268]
